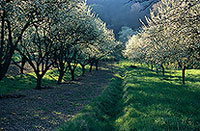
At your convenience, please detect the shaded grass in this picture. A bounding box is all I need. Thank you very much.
[58,61,200,130]
[57,76,124,131]
[0,74,37,95]
[0,65,89,95]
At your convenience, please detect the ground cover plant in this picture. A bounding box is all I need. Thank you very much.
[0,63,114,130]
[116,61,200,130]
[58,61,200,130]
[0,65,89,95]
[57,76,124,131]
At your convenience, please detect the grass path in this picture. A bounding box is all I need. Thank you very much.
[58,61,200,131]
[0,63,114,131]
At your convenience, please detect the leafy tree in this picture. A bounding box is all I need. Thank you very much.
[125,0,200,84]
[1,0,118,87]
[17,0,69,88]
[49,0,86,83]
[18,26,56,89]
[53,0,117,82]
[0,0,39,80]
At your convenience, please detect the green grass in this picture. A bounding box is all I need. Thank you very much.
[57,76,124,131]
[0,74,37,95]
[0,65,89,95]
[46,65,90,82]
[58,61,200,130]
[116,62,200,130]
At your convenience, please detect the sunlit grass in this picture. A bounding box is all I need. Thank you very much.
[0,65,90,95]
[57,77,124,131]
[58,61,200,130]
[0,74,36,95]
[116,62,200,130]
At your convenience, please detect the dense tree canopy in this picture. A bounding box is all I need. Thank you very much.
[124,0,200,84]
[0,0,118,88]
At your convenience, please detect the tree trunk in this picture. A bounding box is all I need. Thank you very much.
[68,63,75,81]
[0,73,4,81]
[36,75,42,89]
[57,71,64,84]
[151,64,153,71]
[0,54,13,81]
[182,66,185,85]
[0,11,30,81]
[81,65,86,76]
[20,57,26,74]
[0,11,5,81]
[156,67,159,74]
[71,70,75,81]
[161,64,165,76]
[0,49,14,81]
[57,62,66,84]
[89,63,93,72]
[95,61,99,71]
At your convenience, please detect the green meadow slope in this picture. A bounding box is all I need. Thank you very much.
[58,61,200,131]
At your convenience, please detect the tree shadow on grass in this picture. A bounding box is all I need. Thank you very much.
[117,69,200,130]
[0,73,57,95]
[57,62,200,131]
[186,73,200,83]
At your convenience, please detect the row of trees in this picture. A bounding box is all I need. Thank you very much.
[124,0,200,84]
[0,0,118,89]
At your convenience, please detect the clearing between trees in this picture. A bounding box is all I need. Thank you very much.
[0,61,200,131]
[58,61,200,131]
[0,63,115,131]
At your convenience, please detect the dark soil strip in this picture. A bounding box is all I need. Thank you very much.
[58,76,124,131]
[0,63,114,131]
[0,94,26,99]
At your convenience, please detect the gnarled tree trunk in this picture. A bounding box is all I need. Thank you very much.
[81,64,86,76]
[161,64,165,76]
[89,62,93,72]
[36,75,42,89]
[57,71,64,84]
[182,66,185,85]
[95,61,99,71]
[68,63,76,81]
[20,56,26,74]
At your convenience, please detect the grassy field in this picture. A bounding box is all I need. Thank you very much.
[0,65,89,95]
[58,61,200,130]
